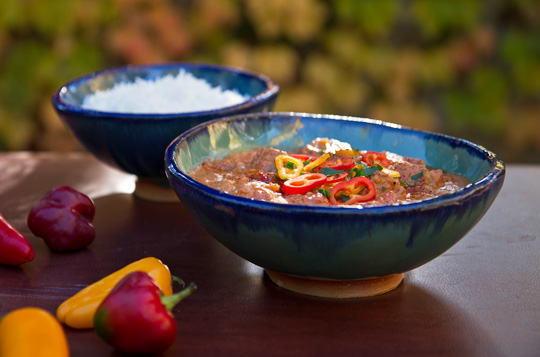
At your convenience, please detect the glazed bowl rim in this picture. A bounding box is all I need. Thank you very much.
[166,112,505,216]
[52,62,280,119]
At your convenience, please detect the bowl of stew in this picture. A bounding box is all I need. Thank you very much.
[52,63,280,201]
[165,112,505,298]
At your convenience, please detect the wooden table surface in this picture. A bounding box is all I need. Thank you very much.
[1,152,539,356]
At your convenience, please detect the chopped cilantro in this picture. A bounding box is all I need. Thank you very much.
[350,167,363,178]
[362,164,383,176]
[319,167,346,176]
[319,188,331,198]
[399,180,415,188]
[352,164,383,178]
[285,161,297,170]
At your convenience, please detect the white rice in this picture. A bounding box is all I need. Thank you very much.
[81,69,250,114]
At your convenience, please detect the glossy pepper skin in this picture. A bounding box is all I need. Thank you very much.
[0,307,69,357]
[0,213,35,265]
[27,186,95,251]
[94,271,196,355]
[329,176,376,205]
[362,151,390,168]
[57,257,173,329]
[282,173,327,195]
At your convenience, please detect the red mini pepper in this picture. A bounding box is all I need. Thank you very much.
[94,271,196,355]
[329,176,376,205]
[0,213,35,266]
[319,157,356,171]
[27,186,95,251]
[282,173,327,195]
[289,154,317,163]
[325,171,349,184]
[362,151,390,167]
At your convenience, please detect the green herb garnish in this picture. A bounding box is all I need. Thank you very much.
[351,164,383,178]
[285,161,297,170]
[399,180,415,188]
[362,164,383,176]
[411,171,424,180]
[319,167,346,176]
[319,188,331,198]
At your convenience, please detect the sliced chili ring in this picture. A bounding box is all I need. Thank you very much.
[325,172,349,184]
[303,153,330,172]
[275,155,304,180]
[289,154,317,163]
[319,157,355,171]
[282,173,327,195]
[329,176,376,205]
[361,151,390,167]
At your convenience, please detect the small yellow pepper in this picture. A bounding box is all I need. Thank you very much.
[335,149,360,156]
[56,257,173,329]
[0,307,69,357]
[275,155,304,180]
[303,153,330,172]
[382,168,400,178]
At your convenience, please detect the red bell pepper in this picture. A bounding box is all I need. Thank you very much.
[94,271,196,355]
[0,213,35,266]
[289,154,317,163]
[282,173,327,195]
[319,157,355,171]
[27,186,95,251]
[325,171,349,184]
[329,176,376,205]
[362,151,390,167]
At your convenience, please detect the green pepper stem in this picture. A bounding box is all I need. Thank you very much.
[172,275,185,287]
[161,278,197,311]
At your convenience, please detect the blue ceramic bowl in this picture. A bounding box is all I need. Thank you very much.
[52,63,279,184]
[165,113,505,280]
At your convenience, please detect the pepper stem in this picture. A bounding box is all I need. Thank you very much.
[161,276,197,311]
[172,276,185,287]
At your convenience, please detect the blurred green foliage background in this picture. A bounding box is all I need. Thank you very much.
[0,0,539,163]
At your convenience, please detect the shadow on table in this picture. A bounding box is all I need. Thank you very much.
[248,272,499,356]
[62,192,500,356]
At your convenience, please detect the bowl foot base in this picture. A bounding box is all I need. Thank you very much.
[265,270,403,299]
[134,179,179,203]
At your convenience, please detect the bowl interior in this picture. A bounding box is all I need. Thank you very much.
[58,63,273,113]
[174,113,496,184]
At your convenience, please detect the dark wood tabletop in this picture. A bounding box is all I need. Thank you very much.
[1,151,539,356]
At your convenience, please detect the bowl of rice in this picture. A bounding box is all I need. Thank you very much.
[52,62,280,201]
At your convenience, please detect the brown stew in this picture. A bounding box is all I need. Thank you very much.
[189,138,470,207]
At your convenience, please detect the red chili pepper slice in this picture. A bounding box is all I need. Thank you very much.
[320,157,355,171]
[329,176,376,205]
[282,173,327,195]
[289,154,317,163]
[325,172,349,184]
[362,151,390,167]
